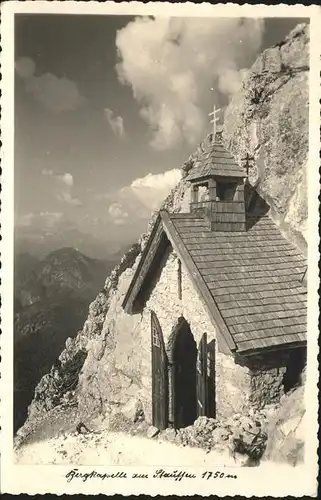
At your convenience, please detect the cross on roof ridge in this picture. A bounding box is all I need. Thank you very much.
[209,104,221,143]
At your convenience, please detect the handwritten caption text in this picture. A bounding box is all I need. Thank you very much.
[66,468,238,483]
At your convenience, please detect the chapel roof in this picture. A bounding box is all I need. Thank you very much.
[122,210,307,355]
[186,135,245,181]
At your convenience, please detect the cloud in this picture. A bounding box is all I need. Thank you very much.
[57,172,74,187]
[104,108,125,138]
[93,168,180,227]
[39,211,64,227]
[108,202,129,225]
[42,169,82,206]
[116,17,264,149]
[16,211,63,228]
[127,168,181,211]
[15,56,86,114]
[57,191,82,207]
[56,172,82,206]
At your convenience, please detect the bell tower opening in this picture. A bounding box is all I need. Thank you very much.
[216,181,238,201]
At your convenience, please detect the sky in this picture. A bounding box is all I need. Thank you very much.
[14,14,307,259]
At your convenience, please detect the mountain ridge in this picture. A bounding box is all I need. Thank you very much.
[14,246,119,432]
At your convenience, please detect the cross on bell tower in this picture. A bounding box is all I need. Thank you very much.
[241,152,255,176]
[208,102,221,143]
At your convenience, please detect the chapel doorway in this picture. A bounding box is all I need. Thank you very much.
[172,323,216,429]
[172,319,198,428]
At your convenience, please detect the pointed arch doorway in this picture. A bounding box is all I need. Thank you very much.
[172,319,198,428]
[151,313,216,431]
[170,321,216,429]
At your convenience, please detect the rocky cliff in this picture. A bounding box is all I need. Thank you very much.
[224,23,309,252]
[16,24,309,465]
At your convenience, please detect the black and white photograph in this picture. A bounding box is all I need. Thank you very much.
[1,1,319,496]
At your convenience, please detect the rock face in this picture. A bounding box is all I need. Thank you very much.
[17,24,309,468]
[224,23,309,252]
[21,245,141,426]
[263,385,306,466]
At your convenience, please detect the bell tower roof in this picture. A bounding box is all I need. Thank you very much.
[186,133,245,182]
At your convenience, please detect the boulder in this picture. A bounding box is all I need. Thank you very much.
[162,427,177,442]
[212,426,230,443]
[147,425,160,439]
[194,416,216,432]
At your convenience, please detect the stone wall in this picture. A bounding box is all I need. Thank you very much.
[137,245,252,423]
[215,352,252,419]
[240,347,306,410]
[247,353,289,408]
[215,348,303,418]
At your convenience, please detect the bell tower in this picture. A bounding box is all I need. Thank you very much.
[186,129,247,232]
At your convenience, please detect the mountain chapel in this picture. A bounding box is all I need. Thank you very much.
[122,130,307,431]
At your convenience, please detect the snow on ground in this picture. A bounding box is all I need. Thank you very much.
[15,430,240,466]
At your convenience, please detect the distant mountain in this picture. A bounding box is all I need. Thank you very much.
[15,225,137,260]
[15,247,112,310]
[14,247,117,432]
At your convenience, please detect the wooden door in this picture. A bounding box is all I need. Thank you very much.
[196,332,208,417]
[151,311,168,430]
[206,340,216,418]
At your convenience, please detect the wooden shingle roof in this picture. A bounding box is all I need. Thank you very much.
[123,210,307,356]
[186,140,245,181]
[166,212,307,354]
